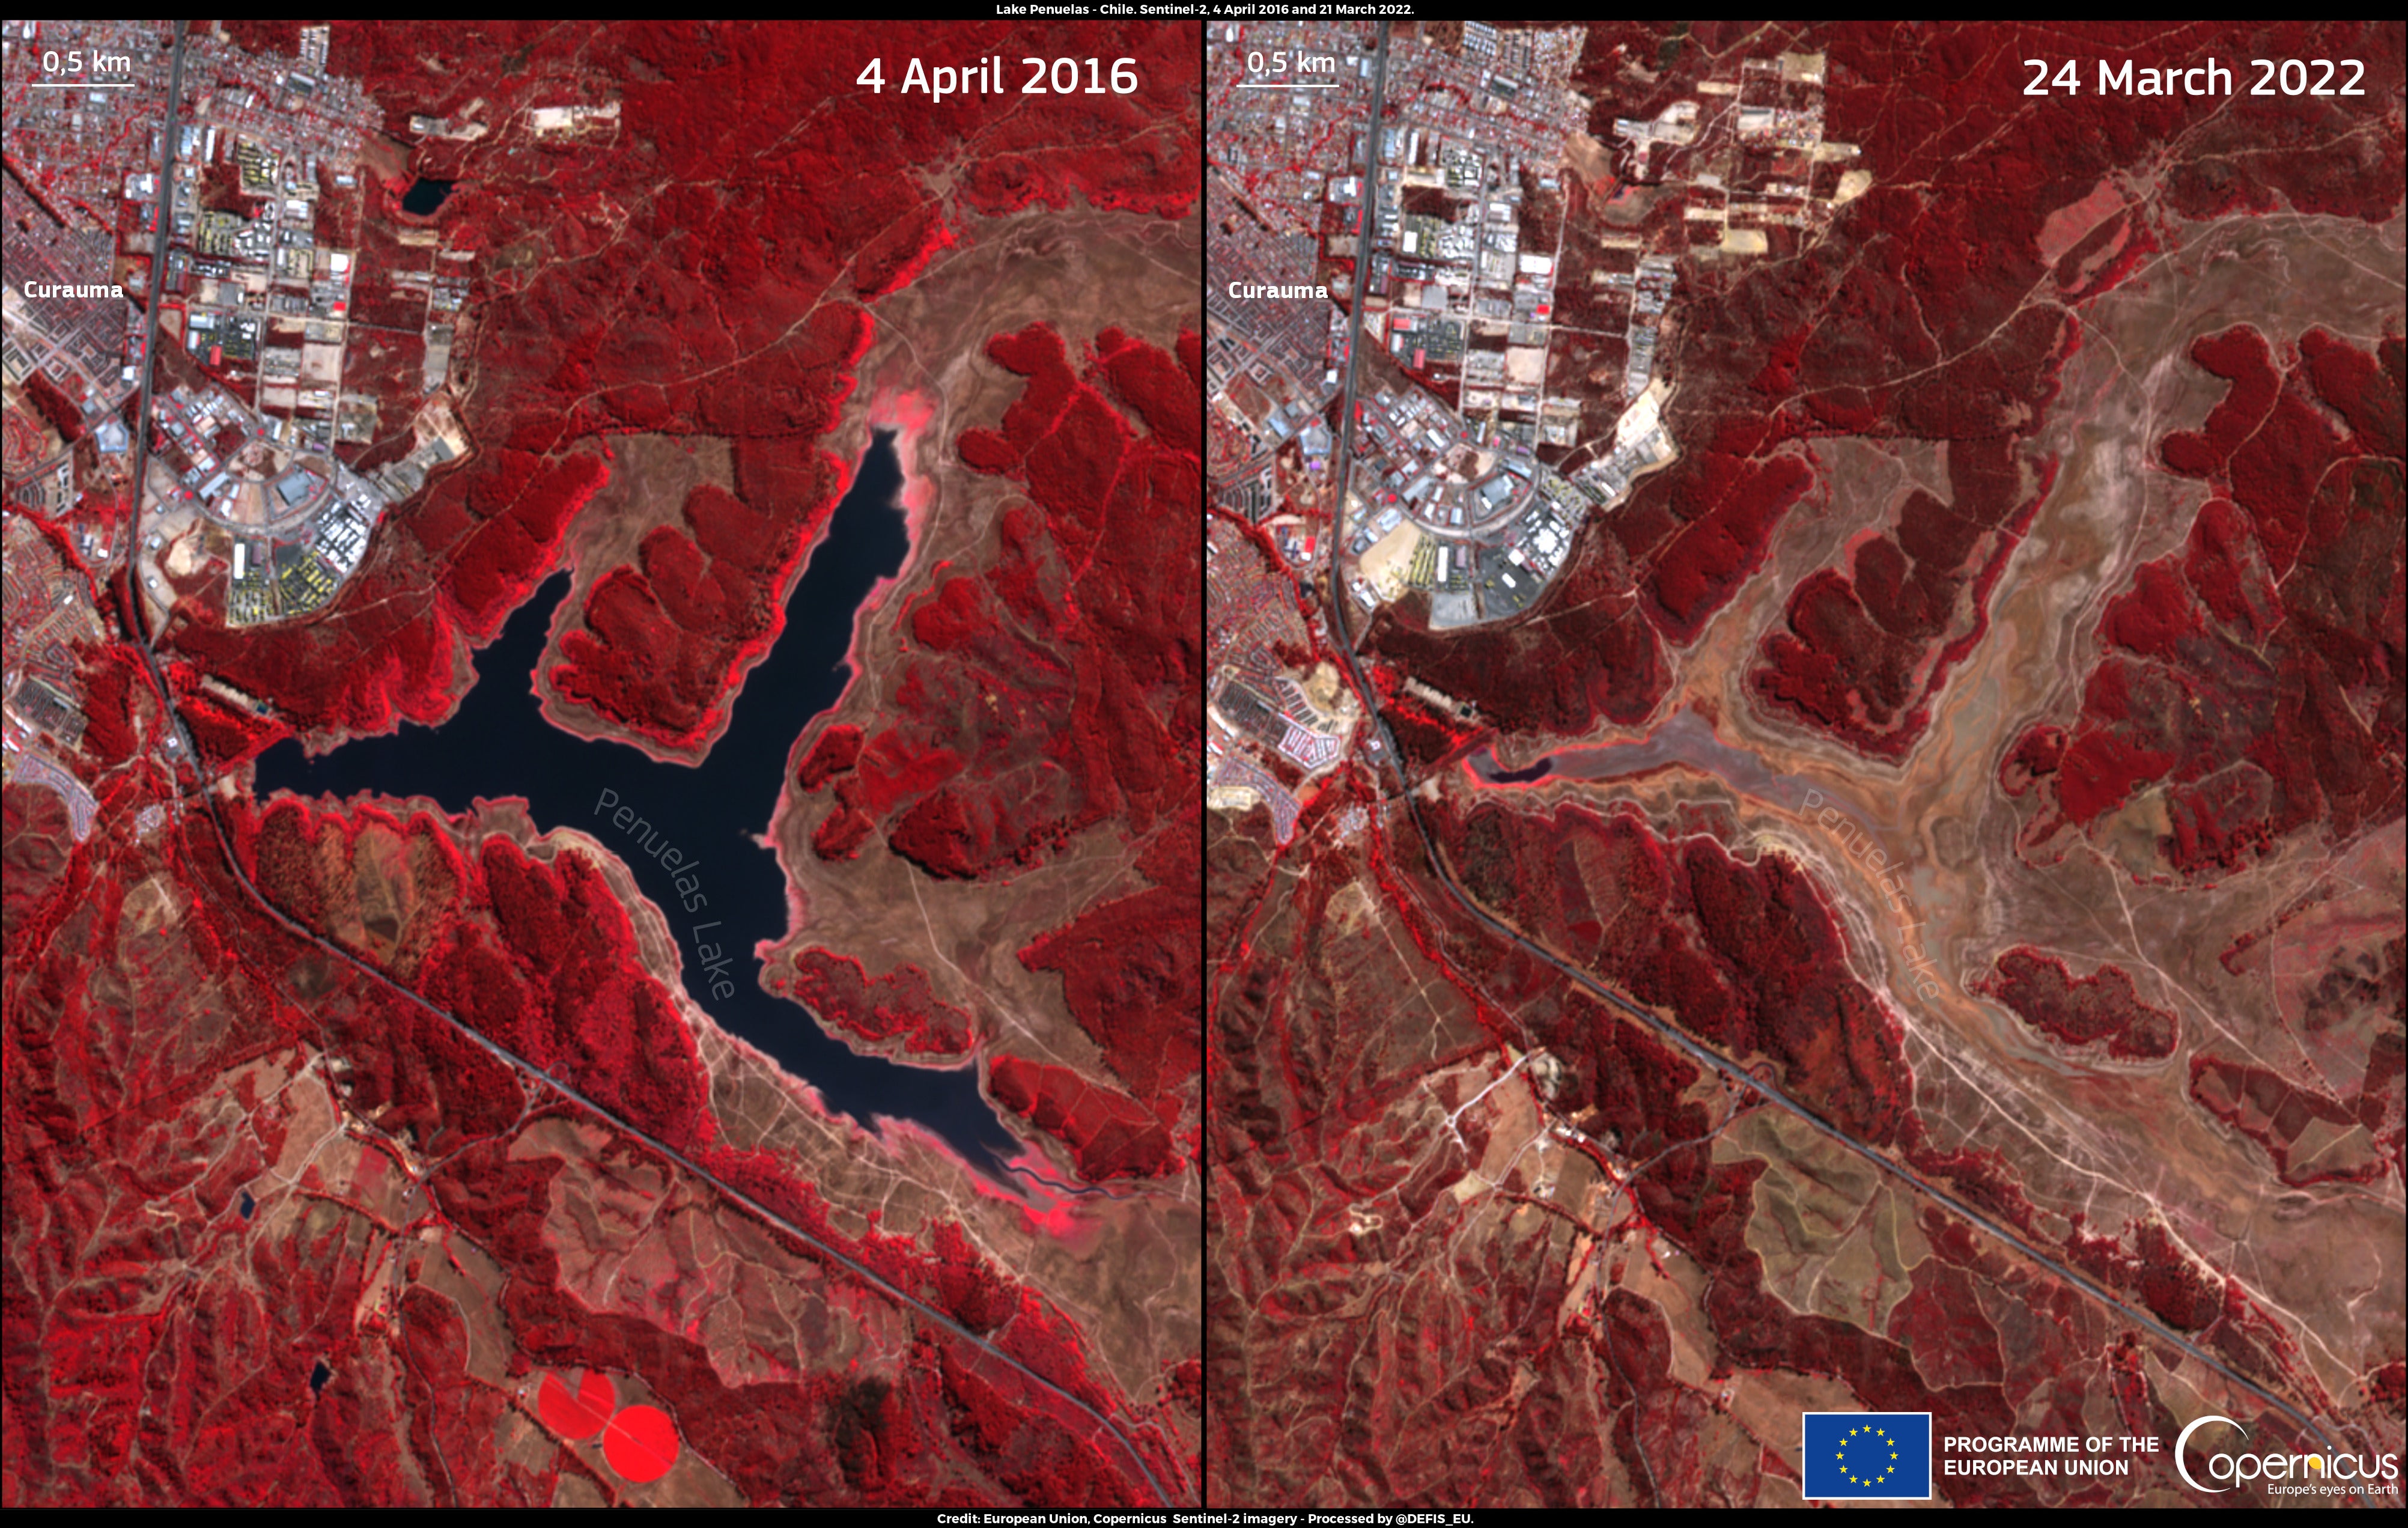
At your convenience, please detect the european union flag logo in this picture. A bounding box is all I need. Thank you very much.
[1801,1411,1932,1500]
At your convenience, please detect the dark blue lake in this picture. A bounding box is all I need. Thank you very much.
[400,177,453,215]
[256,433,1023,1176]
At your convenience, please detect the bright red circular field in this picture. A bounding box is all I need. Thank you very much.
[602,1403,681,1484]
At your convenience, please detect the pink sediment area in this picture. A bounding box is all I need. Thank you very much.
[2036,177,2127,266]
[860,382,941,618]
[977,1147,1108,1242]
[867,383,939,513]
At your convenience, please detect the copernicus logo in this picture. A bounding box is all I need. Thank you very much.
[2175,1414,2403,1494]
[1802,1412,1933,1500]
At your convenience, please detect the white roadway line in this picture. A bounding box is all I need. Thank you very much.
[129,690,1184,1503]
[1442,1049,1533,1148]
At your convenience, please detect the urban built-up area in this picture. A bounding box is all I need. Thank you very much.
[1205,20,1874,832]
[4,20,473,820]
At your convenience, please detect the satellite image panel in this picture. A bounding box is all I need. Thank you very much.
[1205,17,2402,1511]
[4,17,1199,1507]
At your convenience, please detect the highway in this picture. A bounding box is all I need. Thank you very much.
[177,800,1185,1505]
[96,22,1180,1504]
[123,19,185,657]
[1324,25,1389,629]
[1309,23,2365,1500]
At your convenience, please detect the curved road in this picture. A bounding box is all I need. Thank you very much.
[180,799,1183,1505]
[1313,23,2367,1503]
[102,22,1179,1505]
[125,586,1184,1506]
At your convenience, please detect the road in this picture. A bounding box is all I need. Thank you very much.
[1310,23,2363,1497]
[1325,25,1388,630]
[190,804,1183,1505]
[115,622,1185,1502]
[122,18,186,653]
[92,22,1182,1504]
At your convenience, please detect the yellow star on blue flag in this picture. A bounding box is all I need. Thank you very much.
[1802,1412,1932,1499]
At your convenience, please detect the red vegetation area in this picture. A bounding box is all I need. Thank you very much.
[1019,885,1197,1103]
[553,446,855,752]
[601,1404,680,1484]
[936,1346,1149,1506]
[239,794,713,1154]
[2368,1359,2407,1420]
[2062,1219,2231,1334]
[2003,328,2405,876]
[73,644,150,769]
[809,800,875,862]
[1379,688,1477,776]
[795,722,863,790]
[20,370,86,443]
[782,950,974,1061]
[537,1369,615,1438]
[2129,1220,2228,1333]
[7,741,1170,1503]
[1437,796,1912,1143]
[1974,946,2178,1061]
[181,19,1197,754]
[175,686,294,769]
[1644,448,1816,641]
[989,1056,1177,1184]
[795,322,1202,1177]
[1370,20,2400,761]
[804,725,966,862]
[1207,786,2239,1503]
